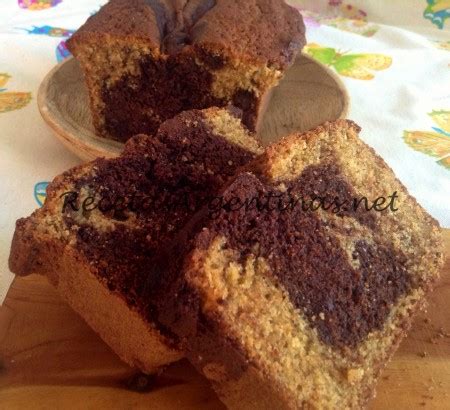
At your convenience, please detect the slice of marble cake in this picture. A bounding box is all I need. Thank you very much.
[9,107,262,374]
[157,120,444,409]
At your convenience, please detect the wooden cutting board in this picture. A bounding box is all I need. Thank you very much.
[1,230,449,409]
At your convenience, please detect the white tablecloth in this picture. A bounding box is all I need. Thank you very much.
[1,0,449,302]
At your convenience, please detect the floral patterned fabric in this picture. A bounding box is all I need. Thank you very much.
[0,0,449,302]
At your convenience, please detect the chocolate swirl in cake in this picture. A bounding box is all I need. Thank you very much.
[61,109,259,311]
[195,164,413,349]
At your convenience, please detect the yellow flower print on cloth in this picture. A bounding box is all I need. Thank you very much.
[326,1,379,37]
[404,110,450,170]
[434,40,450,51]
[303,44,392,80]
[325,17,379,37]
[0,73,32,113]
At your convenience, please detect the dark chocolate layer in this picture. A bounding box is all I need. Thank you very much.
[100,46,261,141]
[101,50,227,141]
[232,90,259,132]
[193,164,413,349]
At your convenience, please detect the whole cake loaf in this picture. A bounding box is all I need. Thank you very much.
[9,107,262,374]
[67,0,306,142]
[156,120,444,408]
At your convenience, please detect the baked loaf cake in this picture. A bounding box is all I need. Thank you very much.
[67,0,305,142]
[9,107,262,374]
[157,120,444,408]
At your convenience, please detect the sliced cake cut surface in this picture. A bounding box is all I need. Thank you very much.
[67,0,305,142]
[9,107,262,374]
[157,120,444,409]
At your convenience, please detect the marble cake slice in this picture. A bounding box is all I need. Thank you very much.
[9,107,262,374]
[66,0,305,142]
[157,120,444,409]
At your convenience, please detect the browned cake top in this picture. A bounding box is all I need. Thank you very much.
[68,0,306,69]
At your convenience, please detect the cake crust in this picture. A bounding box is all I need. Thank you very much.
[68,0,305,69]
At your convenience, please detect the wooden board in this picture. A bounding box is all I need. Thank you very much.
[0,230,449,409]
[37,54,349,162]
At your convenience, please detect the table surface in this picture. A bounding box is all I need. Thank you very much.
[0,230,449,409]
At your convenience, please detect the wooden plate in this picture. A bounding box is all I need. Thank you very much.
[0,231,449,409]
[37,54,349,162]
